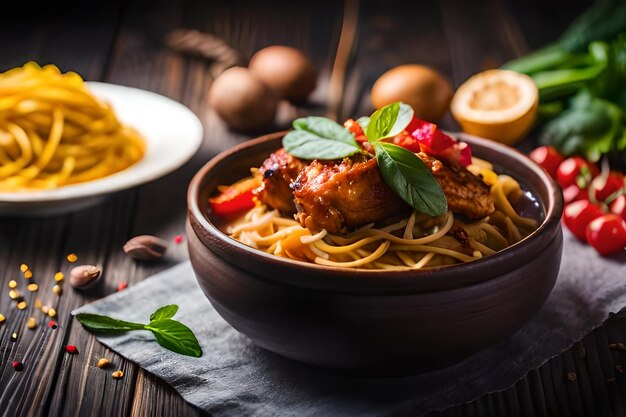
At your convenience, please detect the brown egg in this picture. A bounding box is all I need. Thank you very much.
[248,46,316,102]
[371,65,453,122]
[208,67,277,131]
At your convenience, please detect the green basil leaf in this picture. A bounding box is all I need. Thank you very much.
[147,319,203,357]
[283,118,361,160]
[150,304,179,321]
[374,142,447,216]
[76,313,145,333]
[293,117,357,145]
[366,102,414,142]
[367,102,399,142]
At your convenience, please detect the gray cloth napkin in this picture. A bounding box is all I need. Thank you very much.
[72,230,626,417]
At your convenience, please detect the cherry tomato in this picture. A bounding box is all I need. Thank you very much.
[344,119,373,153]
[610,194,626,220]
[585,214,626,256]
[556,157,599,189]
[589,171,624,203]
[408,118,472,166]
[563,200,604,241]
[529,146,564,179]
[562,184,588,205]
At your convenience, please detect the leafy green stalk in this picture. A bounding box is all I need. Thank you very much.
[76,304,202,357]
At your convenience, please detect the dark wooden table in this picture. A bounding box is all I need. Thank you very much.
[1,0,626,416]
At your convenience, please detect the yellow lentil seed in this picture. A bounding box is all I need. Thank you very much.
[26,317,37,330]
[53,285,63,296]
[97,358,110,368]
[20,264,28,272]
[48,308,57,318]
[0,313,5,324]
[40,306,49,314]
[112,370,124,379]
[24,270,33,279]
[67,253,78,263]
[54,272,64,282]
[8,280,17,289]
[17,301,27,310]
[9,289,20,299]
[27,283,39,292]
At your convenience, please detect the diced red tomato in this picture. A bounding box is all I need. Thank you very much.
[529,146,564,179]
[563,200,604,241]
[556,157,599,189]
[401,117,472,166]
[585,214,626,256]
[589,171,624,203]
[344,118,373,153]
[610,194,626,220]
[209,177,260,216]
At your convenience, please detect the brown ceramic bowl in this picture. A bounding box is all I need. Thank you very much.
[187,132,563,375]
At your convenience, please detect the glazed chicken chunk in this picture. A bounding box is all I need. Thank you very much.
[255,148,307,214]
[292,155,409,233]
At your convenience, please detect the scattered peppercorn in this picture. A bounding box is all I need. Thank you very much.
[27,283,39,292]
[97,358,110,368]
[24,270,33,279]
[11,332,18,341]
[117,282,128,291]
[20,264,29,272]
[12,361,24,372]
[40,306,49,314]
[174,235,183,244]
[17,301,27,310]
[566,372,577,382]
[65,345,78,354]
[48,320,58,329]
[53,285,63,296]
[8,280,17,289]
[66,253,78,263]
[0,313,5,324]
[54,272,64,282]
[47,308,57,318]
[112,370,124,379]
[26,317,37,330]
[9,289,20,299]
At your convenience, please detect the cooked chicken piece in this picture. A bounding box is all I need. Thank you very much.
[292,155,409,233]
[292,152,495,234]
[255,148,307,214]
[417,153,495,220]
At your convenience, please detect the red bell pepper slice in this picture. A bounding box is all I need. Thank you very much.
[209,177,260,216]
[407,118,472,167]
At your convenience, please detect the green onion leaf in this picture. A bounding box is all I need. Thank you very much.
[374,142,447,216]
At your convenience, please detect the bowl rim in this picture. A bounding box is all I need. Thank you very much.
[187,131,563,291]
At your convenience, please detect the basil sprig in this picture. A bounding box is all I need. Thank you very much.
[283,117,361,160]
[281,102,448,216]
[76,304,202,357]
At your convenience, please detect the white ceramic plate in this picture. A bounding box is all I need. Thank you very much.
[0,82,203,216]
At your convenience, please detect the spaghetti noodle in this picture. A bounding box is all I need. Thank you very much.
[0,62,145,191]
[225,158,538,270]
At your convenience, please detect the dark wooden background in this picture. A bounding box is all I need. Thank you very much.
[1,0,626,416]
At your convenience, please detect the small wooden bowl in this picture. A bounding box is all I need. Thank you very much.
[187,132,563,375]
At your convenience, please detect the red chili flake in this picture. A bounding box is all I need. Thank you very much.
[117,282,128,291]
[65,345,79,354]
[12,361,24,371]
[174,235,183,244]
[48,320,58,329]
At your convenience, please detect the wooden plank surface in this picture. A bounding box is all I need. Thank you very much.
[1,0,625,416]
